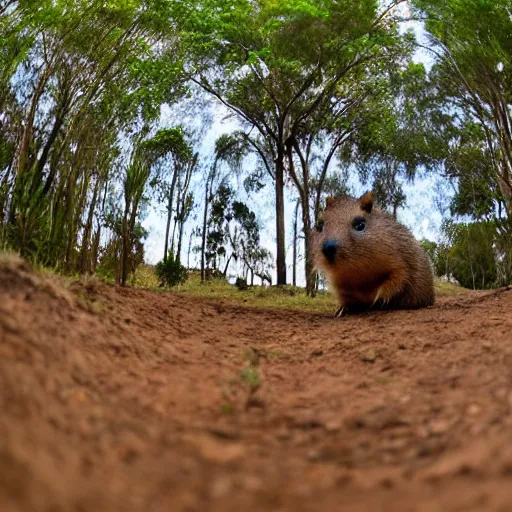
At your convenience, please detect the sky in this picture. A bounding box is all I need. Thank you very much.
[141,15,448,287]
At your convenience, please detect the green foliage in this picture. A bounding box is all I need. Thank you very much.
[447,223,497,290]
[408,0,512,288]
[97,220,148,282]
[420,239,438,267]
[444,121,508,222]
[143,127,192,164]
[338,62,449,216]
[235,277,248,290]
[214,134,249,174]
[420,237,451,280]
[240,368,260,392]
[129,264,161,288]
[204,181,271,280]
[424,221,511,290]
[206,183,234,269]
[411,0,512,217]
[155,254,188,287]
[0,0,186,273]
[231,200,272,281]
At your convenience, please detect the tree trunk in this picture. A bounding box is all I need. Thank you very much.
[292,199,300,287]
[49,173,65,244]
[78,178,99,273]
[302,194,315,297]
[0,160,12,246]
[177,212,185,264]
[287,135,314,296]
[9,66,52,239]
[170,213,178,256]
[275,149,286,285]
[64,169,82,269]
[304,227,315,297]
[187,231,193,269]
[175,154,196,265]
[31,100,69,198]
[122,194,142,285]
[67,173,89,271]
[91,227,101,273]
[17,66,52,178]
[120,199,131,286]
[222,253,233,276]
[201,169,214,281]
[163,192,173,262]
[392,201,399,220]
[163,166,179,262]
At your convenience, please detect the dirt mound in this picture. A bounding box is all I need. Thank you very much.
[1,259,512,511]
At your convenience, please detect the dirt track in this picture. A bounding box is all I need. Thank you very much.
[1,259,512,512]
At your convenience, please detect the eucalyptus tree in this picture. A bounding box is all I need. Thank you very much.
[146,127,193,263]
[410,0,512,283]
[200,134,249,280]
[173,152,198,264]
[411,0,512,222]
[0,0,190,276]
[121,126,192,285]
[230,200,271,285]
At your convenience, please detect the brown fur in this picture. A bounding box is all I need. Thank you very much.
[310,192,435,313]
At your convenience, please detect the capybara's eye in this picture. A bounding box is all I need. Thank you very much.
[316,220,324,233]
[352,217,366,232]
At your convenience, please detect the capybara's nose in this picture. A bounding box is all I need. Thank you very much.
[322,240,339,264]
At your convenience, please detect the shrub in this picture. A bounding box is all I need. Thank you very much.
[155,255,188,287]
[205,268,225,281]
[129,264,160,288]
[235,277,248,290]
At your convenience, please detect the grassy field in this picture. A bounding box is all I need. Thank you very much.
[130,265,339,314]
[130,264,467,315]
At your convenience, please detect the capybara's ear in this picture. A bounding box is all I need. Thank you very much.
[359,191,373,213]
[326,196,336,208]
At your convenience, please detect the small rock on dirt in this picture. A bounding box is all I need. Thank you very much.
[467,404,482,416]
[185,434,246,464]
[361,349,377,363]
[428,418,456,435]
[325,420,342,433]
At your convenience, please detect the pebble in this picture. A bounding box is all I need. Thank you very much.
[325,420,342,433]
[467,404,482,416]
[361,349,377,363]
[307,449,322,462]
[428,418,454,435]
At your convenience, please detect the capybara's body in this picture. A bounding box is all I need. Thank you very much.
[310,192,435,315]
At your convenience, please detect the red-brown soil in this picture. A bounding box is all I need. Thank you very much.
[1,258,512,512]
